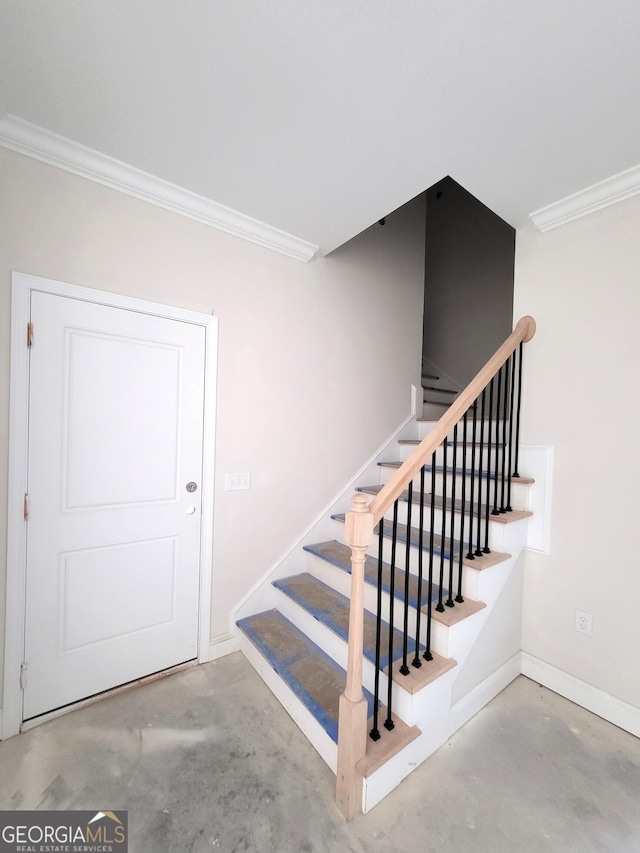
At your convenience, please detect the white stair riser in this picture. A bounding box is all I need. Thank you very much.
[302,550,458,658]
[384,501,510,552]
[399,443,505,471]
[321,520,487,596]
[415,420,510,442]
[378,468,530,512]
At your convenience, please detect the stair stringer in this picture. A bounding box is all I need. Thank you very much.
[232,413,419,625]
[361,519,529,813]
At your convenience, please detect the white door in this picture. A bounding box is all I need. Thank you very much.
[23,291,206,720]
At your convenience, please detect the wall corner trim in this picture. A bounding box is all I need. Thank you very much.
[0,114,320,263]
[521,652,640,739]
[529,164,640,232]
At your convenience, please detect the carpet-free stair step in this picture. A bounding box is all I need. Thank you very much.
[273,573,417,669]
[356,484,533,525]
[378,460,535,485]
[303,540,445,609]
[330,514,511,570]
[236,609,375,743]
[360,712,422,777]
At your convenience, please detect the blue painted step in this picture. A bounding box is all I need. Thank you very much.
[330,513,463,561]
[303,540,447,610]
[379,461,533,484]
[357,484,532,525]
[273,573,420,670]
[358,484,486,517]
[237,609,375,743]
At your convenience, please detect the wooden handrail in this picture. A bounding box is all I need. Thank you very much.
[369,315,536,524]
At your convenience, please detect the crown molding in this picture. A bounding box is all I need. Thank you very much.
[530,164,640,232]
[0,114,320,263]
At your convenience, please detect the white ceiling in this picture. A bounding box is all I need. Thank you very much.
[1,1,639,255]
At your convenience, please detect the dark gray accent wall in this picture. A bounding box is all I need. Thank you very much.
[422,177,515,390]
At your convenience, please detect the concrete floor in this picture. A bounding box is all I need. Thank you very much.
[1,653,639,853]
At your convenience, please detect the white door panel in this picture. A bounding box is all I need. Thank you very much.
[62,329,182,508]
[24,291,206,719]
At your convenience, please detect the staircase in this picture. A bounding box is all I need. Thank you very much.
[421,355,462,419]
[234,317,536,817]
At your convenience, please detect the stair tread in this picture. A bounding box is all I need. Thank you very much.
[303,540,445,609]
[356,484,533,525]
[273,573,417,669]
[330,514,511,569]
[378,460,535,485]
[387,650,457,694]
[429,596,486,626]
[360,712,422,778]
[237,609,375,743]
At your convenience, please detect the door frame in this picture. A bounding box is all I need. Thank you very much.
[3,272,218,739]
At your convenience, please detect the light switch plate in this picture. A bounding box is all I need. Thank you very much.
[225,472,251,491]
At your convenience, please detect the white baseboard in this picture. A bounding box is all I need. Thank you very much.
[209,633,239,661]
[450,652,522,731]
[521,652,640,739]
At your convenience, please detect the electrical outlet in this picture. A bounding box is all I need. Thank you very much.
[575,610,592,636]
[225,472,251,491]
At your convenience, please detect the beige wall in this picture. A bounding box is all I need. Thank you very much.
[514,194,640,710]
[0,149,425,705]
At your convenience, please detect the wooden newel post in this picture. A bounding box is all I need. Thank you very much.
[336,492,374,820]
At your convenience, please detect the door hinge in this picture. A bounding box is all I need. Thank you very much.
[24,493,29,521]
[27,322,34,348]
[20,662,28,690]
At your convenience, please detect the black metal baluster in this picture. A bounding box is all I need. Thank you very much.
[412,469,425,669]
[492,366,503,516]
[500,357,510,513]
[506,351,517,512]
[400,482,413,676]
[423,455,436,661]
[466,401,477,559]
[456,413,467,603]
[483,377,494,554]
[369,516,384,741]
[384,500,399,731]
[513,342,524,478]
[446,425,457,607]
[475,389,486,556]
[436,439,447,612]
